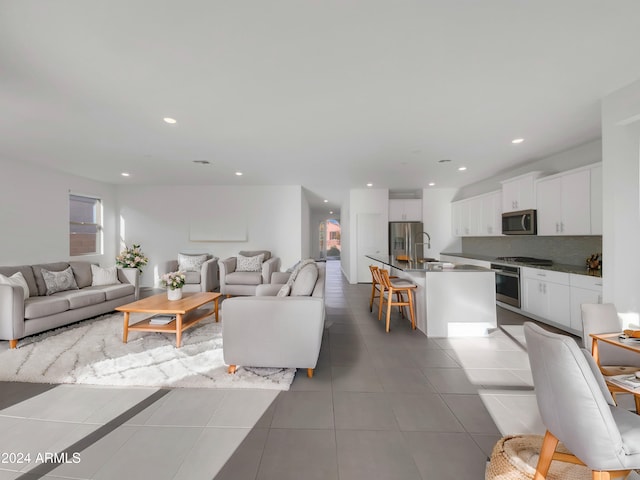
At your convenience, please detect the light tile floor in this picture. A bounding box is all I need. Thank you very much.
[0,260,593,479]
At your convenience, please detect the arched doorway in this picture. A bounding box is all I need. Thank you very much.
[324,219,341,259]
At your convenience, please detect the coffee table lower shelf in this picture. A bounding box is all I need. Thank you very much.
[128,308,212,342]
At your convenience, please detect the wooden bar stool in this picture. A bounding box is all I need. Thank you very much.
[368,265,382,312]
[378,269,417,333]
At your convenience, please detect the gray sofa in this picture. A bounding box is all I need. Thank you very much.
[218,250,281,297]
[222,261,326,378]
[0,261,138,348]
[157,253,219,292]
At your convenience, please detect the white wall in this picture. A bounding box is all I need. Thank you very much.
[421,188,461,258]
[602,78,640,323]
[0,158,117,266]
[301,190,311,260]
[116,185,303,286]
[347,188,389,283]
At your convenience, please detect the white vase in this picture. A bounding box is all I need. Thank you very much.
[167,287,183,301]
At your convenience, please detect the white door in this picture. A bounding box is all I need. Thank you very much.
[357,213,384,283]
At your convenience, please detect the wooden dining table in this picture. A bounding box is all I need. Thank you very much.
[590,332,640,413]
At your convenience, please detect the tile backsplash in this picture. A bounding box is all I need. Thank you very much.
[461,236,602,267]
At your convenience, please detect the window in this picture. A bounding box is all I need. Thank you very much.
[329,231,340,241]
[69,194,102,256]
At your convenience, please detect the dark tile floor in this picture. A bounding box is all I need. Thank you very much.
[0,259,549,480]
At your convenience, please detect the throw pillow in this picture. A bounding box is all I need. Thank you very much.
[236,254,264,272]
[90,265,120,286]
[0,271,30,300]
[286,258,316,287]
[41,267,79,295]
[290,263,319,296]
[276,284,291,297]
[178,253,208,272]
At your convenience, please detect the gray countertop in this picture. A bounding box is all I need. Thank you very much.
[365,254,493,273]
[440,252,602,278]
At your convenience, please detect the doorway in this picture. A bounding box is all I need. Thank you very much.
[319,219,341,260]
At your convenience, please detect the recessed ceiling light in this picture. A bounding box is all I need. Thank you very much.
[323,199,328,203]
[235,171,243,176]
[428,182,435,186]
[512,138,524,144]
[366,183,373,187]
[458,166,467,171]
[163,117,177,124]
[329,211,334,214]
[192,160,210,165]
[121,172,130,177]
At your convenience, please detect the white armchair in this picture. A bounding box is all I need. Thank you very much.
[157,253,219,292]
[218,250,280,297]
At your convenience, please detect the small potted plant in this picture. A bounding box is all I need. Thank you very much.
[160,271,186,300]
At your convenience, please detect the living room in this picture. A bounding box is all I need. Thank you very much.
[4,2,640,479]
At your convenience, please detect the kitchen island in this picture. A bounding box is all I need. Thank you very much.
[366,254,497,337]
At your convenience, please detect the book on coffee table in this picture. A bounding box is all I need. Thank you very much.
[149,314,176,325]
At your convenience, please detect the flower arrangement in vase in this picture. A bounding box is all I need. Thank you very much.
[115,244,149,272]
[160,271,186,300]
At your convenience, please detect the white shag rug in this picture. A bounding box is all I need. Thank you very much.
[1,313,295,390]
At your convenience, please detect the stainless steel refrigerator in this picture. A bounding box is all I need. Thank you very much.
[389,222,424,261]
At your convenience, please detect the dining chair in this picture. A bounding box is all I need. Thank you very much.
[378,269,417,333]
[524,322,640,480]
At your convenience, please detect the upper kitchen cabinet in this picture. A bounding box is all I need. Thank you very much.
[389,198,422,221]
[451,190,501,237]
[536,163,601,236]
[501,172,542,213]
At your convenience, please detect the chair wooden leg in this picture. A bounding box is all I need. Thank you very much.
[534,430,559,480]
[307,368,314,378]
[228,365,237,374]
[369,284,377,312]
[408,289,416,330]
[378,291,384,320]
[9,339,17,349]
[385,292,393,333]
[634,393,640,414]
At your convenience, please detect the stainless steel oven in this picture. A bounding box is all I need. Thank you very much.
[491,263,521,308]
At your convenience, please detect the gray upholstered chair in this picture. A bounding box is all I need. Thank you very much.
[222,262,325,378]
[157,253,219,292]
[524,322,640,479]
[218,250,280,297]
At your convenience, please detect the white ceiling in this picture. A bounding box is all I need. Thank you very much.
[2,1,640,213]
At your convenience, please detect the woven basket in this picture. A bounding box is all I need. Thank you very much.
[486,435,591,480]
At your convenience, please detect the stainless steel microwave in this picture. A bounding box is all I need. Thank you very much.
[502,209,537,235]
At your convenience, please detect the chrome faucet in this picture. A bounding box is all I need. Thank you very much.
[413,231,431,262]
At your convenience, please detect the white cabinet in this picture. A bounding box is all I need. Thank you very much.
[569,274,603,332]
[451,191,502,237]
[521,267,571,329]
[501,172,542,213]
[451,199,470,236]
[389,199,422,221]
[536,169,591,235]
[479,191,502,236]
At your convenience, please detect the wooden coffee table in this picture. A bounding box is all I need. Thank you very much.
[116,292,221,347]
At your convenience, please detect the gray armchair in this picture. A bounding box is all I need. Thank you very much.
[524,322,640,478]
[157,253,219,292]
[218,250,280,297]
